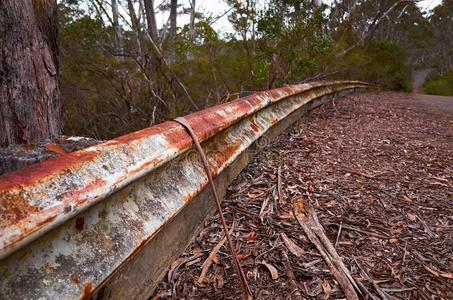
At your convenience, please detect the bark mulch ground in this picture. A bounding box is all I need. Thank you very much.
[153,92,452,299]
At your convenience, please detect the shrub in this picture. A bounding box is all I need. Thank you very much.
[423,72,453,96]
[337,41,413,92]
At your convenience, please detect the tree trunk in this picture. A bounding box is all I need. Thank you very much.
[0,0,62,147]
[111,0,124,59]
[189,0,196,40]
[126,0,143,57]
[143,0,159,42]
[168,0,178,64]
[336,0,415,57]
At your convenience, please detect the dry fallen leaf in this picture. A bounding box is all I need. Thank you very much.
[168,253,205,283]
[236,253,250,261]
[243,231,257,242]
[214,268,225,289]
[278,212,295,220]
[247,190,266,199]
[259,197,269,222]
[402,193,412,203]
[260,261,279,280]
[321,279,332,296]
[198,225,234,284]
[152,93,452,299]
[281,233,305,258]
[424,265,453,279]
[407,212,417,221]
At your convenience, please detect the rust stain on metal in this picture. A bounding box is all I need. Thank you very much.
[114,122,183,147]
[35,214,57,227]
[0,195,40,226]
[210,139,243,173]
[82,283,93,300]
[248,116,262,133]
[0,150,100,192]
[62,178,107,205]
[271,118,280,126]
[71,275,81,285]
[1,177,108,254]
[0,81,370,299]
[112,121,194,154]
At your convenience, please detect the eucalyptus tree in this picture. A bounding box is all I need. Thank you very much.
[0,0,62,146]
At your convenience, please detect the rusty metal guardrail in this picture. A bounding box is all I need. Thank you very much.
[0,80,370,299]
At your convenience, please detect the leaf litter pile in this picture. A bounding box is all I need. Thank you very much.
[153,92,452,299]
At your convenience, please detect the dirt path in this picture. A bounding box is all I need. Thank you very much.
[412,69,433,93]
[153,92,453,299]
[410,93,453,116]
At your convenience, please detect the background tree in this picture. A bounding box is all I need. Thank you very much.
[111,0,124,59]
[144,0,159,42]
[256,0,330,87]
[52,0,453,140]
[429,0,453,73]
[0,0,62,147]
[421,0,453,95]
[168,0,178,64]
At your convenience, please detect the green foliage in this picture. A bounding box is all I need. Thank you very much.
[55,0,449,140]
[256,0,332,86]
[58,2,157,139]
[337,41,413,92]
[428,0,453,72]
[423,72,453,96]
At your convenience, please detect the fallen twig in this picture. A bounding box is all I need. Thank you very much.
[327,223,389,238]
[401,240,408,266]
[344,169,387,179]
[423,265,453,279]
[382,287,416,293]
[198,223,235,284]
[280,250,303,300]
[354,258,391,300]
[335,221,343,248]
[259,197,269,222]
[416,216,437,238]
[293,197,360,300]
[168,252,205,297]
[354,276,380,300]
[277,165,285,204]
[255,242,282,261]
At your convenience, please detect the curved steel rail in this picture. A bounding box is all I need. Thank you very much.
[0,80,370,299]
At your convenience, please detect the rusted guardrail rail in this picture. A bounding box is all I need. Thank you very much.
[0,81,370,299]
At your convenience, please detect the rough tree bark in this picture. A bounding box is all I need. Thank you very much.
[189,0,196,40]
[168,0,178,64]
[143,0,159,42]
[126,0,143,57]
[111,0,124,59]
[0,0,62,147]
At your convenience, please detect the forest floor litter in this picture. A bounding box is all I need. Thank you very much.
[153,92,452,299]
